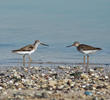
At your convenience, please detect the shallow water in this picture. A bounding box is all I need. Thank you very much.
[0,0,110,65]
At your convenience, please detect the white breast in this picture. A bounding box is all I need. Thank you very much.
[80,50,98,54]
[15,49,36,55]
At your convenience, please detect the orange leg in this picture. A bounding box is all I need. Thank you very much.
[86,55,89,73]
[28,55,32,67]
[83,55,86,72]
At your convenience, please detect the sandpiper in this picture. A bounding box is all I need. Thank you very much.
[12,40,49,67]
[66,41,102,72]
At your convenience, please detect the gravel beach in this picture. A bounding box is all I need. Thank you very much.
[0,65,110,100]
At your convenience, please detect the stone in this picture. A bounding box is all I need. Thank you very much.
[34,92,42,98]
[58,66,65,69]
[70,72,82,79]
[84,85,93,90]
[34,92,48,98]
[70,82,75,87]
[0,66,110,100]
[84,91,92,96]
[100,98,104,100]
[105,76,109,79]
[8,80,14,84]
[94,74,99,78]
[41,92,48,98]
[0,86,3,90]
[41,84,48,89]
[89,69,94,72]
[0,73,5,76]
[57,85,64,90]
[48,80,57,87]
[50,99,56,100]
[92,97,99,100]
[22,79,34,86]
[81,73,89,80]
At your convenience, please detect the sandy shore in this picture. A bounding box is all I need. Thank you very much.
[0,65,110,100]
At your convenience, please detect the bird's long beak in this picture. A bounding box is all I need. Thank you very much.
[40,43,49,46]
[66,44,73,47]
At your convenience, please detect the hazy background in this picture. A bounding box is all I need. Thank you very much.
[0,0,110,65]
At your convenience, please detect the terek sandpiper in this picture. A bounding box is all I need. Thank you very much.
[66,41,102,72]
[12,40,49,67]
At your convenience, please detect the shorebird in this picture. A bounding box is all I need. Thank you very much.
[66,41,102,72]
[12,40,49,67]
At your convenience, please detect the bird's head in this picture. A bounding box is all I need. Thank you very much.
[34,40,49,46]
[66,41,80,47]
[35,40,40,44]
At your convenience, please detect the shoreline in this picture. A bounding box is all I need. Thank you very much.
[0,65,110,100]
[0,61,110,67]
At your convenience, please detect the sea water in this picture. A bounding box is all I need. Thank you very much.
[0,0,110,65]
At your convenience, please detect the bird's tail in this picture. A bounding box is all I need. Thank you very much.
[12,50,18,53]
[96,48,102,50]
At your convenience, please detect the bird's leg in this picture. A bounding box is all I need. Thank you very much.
[83,55,86,65]
[28,55,32,68]
[86,55,89,73]
[83,55,86,71]
[23,55,25,67]
[83,55,86,72]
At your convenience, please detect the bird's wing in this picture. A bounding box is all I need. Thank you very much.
[12,44,34,52]
[19,44,34,51]
[79,44,102,50]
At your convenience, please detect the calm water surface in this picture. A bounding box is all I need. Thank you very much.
[0,0,110,65]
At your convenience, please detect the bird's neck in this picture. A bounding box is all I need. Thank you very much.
[34,43,40,49]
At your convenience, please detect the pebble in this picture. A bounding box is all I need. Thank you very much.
[89,69,95,72]
[81,73,89,80]
[92,97,99,100]
[41,92,48,98]
[48,80,57,87]
[70,72,82,79]
[84,91,92,96]
[100,98,104,100]
[0,86,3,90]
[0,66,109,100]
[0,73,5,76]
[105,75,109,79]
[34,92,48,98]
[58,66,65,69]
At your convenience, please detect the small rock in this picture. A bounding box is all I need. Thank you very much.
[81,73,89,80]
[50,99,56,100]
[84,85,93,90]
[0,73,5,76]
[92,97,98,100]
[34,67,39,70]
[34,92,48,98]
[8,80,14,84]
[82,85,86,88]
[34,92,42,98]
[41,84,47,89]
[57,85,64,90]
[42,92,48,98]
[58,66,65,69]
[0,86,3,90]
[105,75,109,79]
[70,72,82,79]
[100,98,104,100]
[94,74,99,78]
[84,91,92,96]
[48,80,57,87]
[89,69,94,72]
